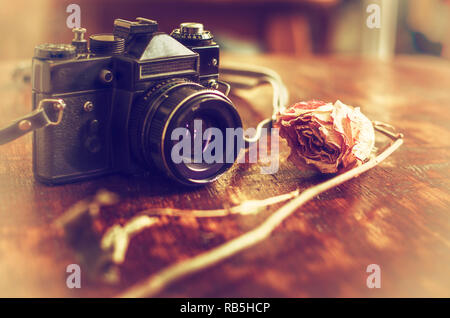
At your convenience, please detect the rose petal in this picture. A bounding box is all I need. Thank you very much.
[277,100,375,173]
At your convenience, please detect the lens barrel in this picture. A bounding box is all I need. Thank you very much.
[129,79,242,185]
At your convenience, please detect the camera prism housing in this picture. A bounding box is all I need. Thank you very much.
[32,17,242,185]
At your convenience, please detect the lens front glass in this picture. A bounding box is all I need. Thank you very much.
[165,97,242,184]
[179,115,216,171]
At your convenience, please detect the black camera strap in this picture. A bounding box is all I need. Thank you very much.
[0,99,65,145]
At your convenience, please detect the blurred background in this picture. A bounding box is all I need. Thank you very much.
[0,0,449,60]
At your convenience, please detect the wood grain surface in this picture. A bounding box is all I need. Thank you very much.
[0,54,449,297]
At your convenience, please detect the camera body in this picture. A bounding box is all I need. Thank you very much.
[32,18,241,185]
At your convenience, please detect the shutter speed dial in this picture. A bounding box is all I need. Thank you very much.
[181,22,204,35]
[170,22,213,44]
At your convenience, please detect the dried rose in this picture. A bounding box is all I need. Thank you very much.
[276,100,375,173]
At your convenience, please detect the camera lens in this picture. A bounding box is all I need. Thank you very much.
[129,79,242,185]
[180,117,214,165]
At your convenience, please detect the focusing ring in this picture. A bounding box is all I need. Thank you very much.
[129,79,189,168]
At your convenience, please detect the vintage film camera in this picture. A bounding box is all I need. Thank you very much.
[32,17,242,185]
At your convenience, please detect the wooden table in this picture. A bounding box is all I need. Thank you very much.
[0,54,449,297]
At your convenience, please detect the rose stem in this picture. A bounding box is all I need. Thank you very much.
[118,123,404,298]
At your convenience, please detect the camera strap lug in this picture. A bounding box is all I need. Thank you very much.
[0,99,66,145]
